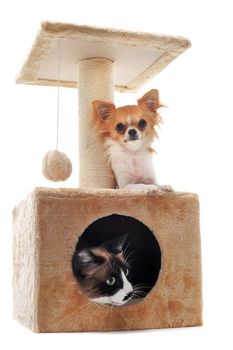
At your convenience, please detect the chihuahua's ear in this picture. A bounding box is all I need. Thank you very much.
[137,89,160,113]
[92,100,116,121]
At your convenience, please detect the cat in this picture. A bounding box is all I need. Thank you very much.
[72,235,135,306]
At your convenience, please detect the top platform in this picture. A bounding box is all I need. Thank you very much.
[16,21,191,92]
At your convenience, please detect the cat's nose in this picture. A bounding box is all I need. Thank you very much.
[123,291,134,301]
[128,129,137,137]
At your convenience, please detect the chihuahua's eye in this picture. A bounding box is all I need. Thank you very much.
[138,119,147,129]
[115,123,125,133]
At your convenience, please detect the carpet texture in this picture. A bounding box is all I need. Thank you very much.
[16,21,191,92]
[13,188,202,332]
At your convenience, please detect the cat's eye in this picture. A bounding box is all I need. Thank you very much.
[125,268,129,276]
[115,123,125,133]
[106,277,116,286]
[138,119,147,128]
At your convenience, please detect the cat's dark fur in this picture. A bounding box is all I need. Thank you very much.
[72,235,134,306]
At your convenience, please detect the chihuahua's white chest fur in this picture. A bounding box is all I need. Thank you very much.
[105,139,158,190]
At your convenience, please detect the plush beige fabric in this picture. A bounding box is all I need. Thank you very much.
[13,188,202,332]
[42,150,72,182]
[16,21,191,92]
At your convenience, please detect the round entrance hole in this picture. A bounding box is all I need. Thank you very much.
[72,214,161,306]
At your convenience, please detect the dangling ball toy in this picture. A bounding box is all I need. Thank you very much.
[42,150,72,182]
[42,39,72,182]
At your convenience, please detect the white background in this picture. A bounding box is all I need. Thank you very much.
[0,0,233,349]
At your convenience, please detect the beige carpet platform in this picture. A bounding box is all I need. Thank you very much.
[13,188,202,332]
[16,21,191,92]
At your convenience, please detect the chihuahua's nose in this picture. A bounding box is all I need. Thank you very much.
[128,129,137,137]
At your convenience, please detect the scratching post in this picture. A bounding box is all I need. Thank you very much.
[14,22,202,332]
[78,58,114,188]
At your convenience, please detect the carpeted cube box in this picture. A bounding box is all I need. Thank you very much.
[13,187,202,332]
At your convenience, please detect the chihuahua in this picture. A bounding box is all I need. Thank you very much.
[92,89,172,192]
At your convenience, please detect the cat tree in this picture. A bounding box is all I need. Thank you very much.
[13,21,202,332]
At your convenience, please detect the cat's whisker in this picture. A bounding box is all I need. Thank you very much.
[133,290,150,297]
[132,284,152,298]
[123,249,135,260]
[133,291,148,299]
[125,258,137,266]
[133,287,151,292]
[122,244,136,263]
[133,287,148,293]
[133,290,150,296]
[122,239,131,256]
[123,253,132,263]
[133,283,152,289]
[133,290,148,295]
[124,253,137,267]
[123,245,133,256]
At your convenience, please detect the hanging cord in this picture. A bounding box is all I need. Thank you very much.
[56,38,61,150]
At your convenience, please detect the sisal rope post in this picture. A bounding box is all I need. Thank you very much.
[78,58,115,188]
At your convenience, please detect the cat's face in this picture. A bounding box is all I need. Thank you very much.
[72,235,134,306]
